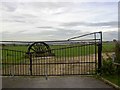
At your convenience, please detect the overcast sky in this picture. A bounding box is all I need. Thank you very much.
[0,0,118,41]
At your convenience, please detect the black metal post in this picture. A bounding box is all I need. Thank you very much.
[98,32,102,74]
[29,53,32,75]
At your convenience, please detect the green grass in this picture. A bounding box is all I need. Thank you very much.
[2,42,115,53]
[1,42,115,64]
[102,42,115,52]
[102,74,120,86]
[1,44,95,59]
[2,45,28,52]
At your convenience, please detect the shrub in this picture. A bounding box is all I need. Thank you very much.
[101,58,116,75]
[114,40,120,63]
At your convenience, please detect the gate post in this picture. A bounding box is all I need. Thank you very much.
[29,53,32,75]
[98,32,102,75]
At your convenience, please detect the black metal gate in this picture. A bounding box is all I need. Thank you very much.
[1,32,102,76]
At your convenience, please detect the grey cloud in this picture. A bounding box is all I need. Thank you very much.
[1,2,18,12]
[37,26,53,29]
[2,31,11,34]
[17,28,81,40]
[30,2,72,9]
[26,2,74,15]
[14,20,26,23]
[32,28,82,40]
[2,29,118,41]
[103,31,118,41]
[2,19,26,23]
[3,15,37,24]
[62,21,118,28]
[17,30,26,33]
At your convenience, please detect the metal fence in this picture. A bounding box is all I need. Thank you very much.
[1,32,102,76]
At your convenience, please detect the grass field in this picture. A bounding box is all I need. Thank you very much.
[1,42,115,52]
[1,42,115,63]
[102,74,120,86]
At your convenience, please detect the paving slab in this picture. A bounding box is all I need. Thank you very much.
[2,76,115,89]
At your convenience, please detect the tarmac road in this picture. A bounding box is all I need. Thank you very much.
[2,76,116,89]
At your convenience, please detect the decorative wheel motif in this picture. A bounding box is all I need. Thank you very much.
[27,42,55,57]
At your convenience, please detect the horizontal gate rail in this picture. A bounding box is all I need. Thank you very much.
[2,62,95,65]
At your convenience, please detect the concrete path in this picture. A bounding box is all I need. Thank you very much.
[2,76,115,89]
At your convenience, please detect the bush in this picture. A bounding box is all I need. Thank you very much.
[101,58,116,75]
[114,41,120,63]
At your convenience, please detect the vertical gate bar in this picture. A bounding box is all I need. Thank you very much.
[86,43,88,74]
[77,44,78,74]
[38,53,41,76]
[30,53,32,75]
[22,51,25,76]
[13,50,14,76]
[18,52,19,75]
[10,50,12,75]
[78,42,81,75]
[39,58,41,76]
[15,51,16,76]
[94,33,97,74]
[57,47,59,75]
[55,48,57,75]
[35,54,36,76]
[62,45,64,75]
[89,42,90,74]
[55,50,56,74]
[2,49,3,75]
[78,43,80,74]
[85,42,88,74]
[61,46,62,75]
[12,50,14,76]
[83,41,85,74]
[8,50,10,75]
[21,51,22,75]
[36,53,38,76]
[5,50,8,75]
[48,50,50,76]
[84,43,85,74]
[19,51,21,75]
[78,44,79,74]
[45,54,48,80]
[4,50,6,75]
[40,54,41,75]
[68,44,70,75]
[9,50,11,75]
[64,44,66,75]
[54,49,56,75]
[98,32,102,75]
[11,51,13,75]
[73,44,75,75]
[43,56,44,76]
[38,56,39,75]
[85,42,87,74]
[44,54,45,76]
[0,49,2,76]
[98,43,102,74]
[72,44,74,75]
[43,55,44,76]
[6,49,7,75]
[70,45,71,75]
[1,49,2,75]
[80,43,82,74]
